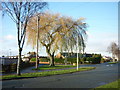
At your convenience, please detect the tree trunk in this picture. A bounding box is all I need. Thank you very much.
[46,47,55,66]
[112,54,115,62]
[49,55,55,66]
[17,47,22,75]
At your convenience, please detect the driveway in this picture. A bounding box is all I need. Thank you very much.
[2,62,119,88]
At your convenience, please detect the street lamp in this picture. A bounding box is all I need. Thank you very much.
[77,35,79,70]
[9,49,11,56]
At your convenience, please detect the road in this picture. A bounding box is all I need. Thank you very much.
[2,63,119,88]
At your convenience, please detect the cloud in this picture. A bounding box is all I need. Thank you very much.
[0,34,18,56]
[4,35,16,40]
[85,31,118,56]
[0,34,17,46]
[0,31,118,57]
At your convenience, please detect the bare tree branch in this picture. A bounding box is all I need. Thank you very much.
[1,2,48,75]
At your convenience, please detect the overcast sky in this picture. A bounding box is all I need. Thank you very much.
[0,1,118,57]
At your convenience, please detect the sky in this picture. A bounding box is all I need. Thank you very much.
[0,1,118,57]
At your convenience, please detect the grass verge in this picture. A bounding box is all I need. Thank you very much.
[33,65,76,70]
[95,79,120,89]
[108,62,118,64]
[1,67,95,80]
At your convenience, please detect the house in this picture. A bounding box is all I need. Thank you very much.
[55,52,77,58]
[102,56,112,62]
[22,52,38,62]
[26,52,37,58]
[55,52,91,59]
[82,53,93,58]
[55,52,68,58]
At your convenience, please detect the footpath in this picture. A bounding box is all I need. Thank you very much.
[1,63,97,76]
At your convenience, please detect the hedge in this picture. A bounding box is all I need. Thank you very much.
[31,58,49,62]
[80,54,102,64]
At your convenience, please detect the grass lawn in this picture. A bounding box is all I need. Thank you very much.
[108,62,119,64]
[95,79,120,89]
[0,71,4,73]
[33,65,76,70]
[1,67,95,80]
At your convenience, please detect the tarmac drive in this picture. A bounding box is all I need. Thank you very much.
[1,62,119,88]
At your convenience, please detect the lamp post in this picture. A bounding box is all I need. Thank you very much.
[36,15,40,69]
[9,49,11,56]
[77,35,79,70]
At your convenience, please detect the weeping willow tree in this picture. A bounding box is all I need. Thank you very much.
[61,17,87,55]
[26,12,87,66]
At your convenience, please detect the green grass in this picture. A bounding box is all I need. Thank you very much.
[108,62,118,64]
[33,65,76,70]
[95,79,120,89]
[1,67,95,80]
[0,71,4,73]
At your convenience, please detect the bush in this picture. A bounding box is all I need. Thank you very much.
[101,58,105,63]
[30,58,36,62]
[67,58,80,64]
[91,54,102,64]
[86,57,93,63]
[21,62,35,69]
[40,58,49,62]
[81,54,102,64]
[54,58,84,64]
[52,58,78,64]
[31,58,50,62]
[80,58,84,64]
[82,57,87,61]
[54,58,64,64]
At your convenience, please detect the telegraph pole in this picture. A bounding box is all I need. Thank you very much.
[36,15,40,69]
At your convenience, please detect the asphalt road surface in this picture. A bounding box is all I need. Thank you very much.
[2,63,119,88]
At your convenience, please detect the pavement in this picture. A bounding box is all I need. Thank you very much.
[1,64,47,76]
[1,62,119,88]
[2,63,96,76]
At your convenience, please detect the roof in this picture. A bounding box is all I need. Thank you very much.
[27,52,36,55]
